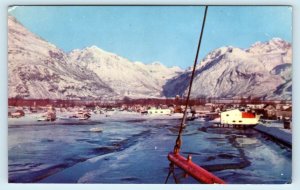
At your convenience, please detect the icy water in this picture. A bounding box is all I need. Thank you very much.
[8,117,291,184]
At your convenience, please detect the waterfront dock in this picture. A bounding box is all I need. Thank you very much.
[254,123,292,147]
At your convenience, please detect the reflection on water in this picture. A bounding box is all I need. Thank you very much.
[8,119,291,184]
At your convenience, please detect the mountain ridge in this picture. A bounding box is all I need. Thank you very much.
[163,38,292,100]
[8,15,292,100]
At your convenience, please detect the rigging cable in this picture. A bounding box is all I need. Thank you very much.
[173,5,208,155]
[165,6,226,184]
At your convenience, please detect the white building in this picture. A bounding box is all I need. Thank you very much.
[246,104,265,109]
[220,109,260,126]
[147,108,171,115]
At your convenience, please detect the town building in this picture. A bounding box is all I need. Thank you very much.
[220,109,260,126]
[147,108,171,115]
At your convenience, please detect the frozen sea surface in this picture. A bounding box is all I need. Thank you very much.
[8,114,291,184]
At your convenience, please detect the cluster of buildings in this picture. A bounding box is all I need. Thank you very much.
[191,103,292,128]
[191,103,292,119]
[8,102,292,125]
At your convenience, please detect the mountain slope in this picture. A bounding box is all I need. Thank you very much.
[8,15,182,100]
[68,46,182,98]
[163,38,292,100]
[8,15,117,100]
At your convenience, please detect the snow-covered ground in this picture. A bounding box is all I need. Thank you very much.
[8,111,185,126]
[254,121,292,146]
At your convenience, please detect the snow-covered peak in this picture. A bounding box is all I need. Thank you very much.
[147,61,182,71]
[164,38,292,100]
[270,37,288,44]
[149,61,165,67]
[66,43,182,98]
[194,38,291,73]
[82,45,120,58]
[169,66,183,72]
[193,46,241,71]
[247,38,291,54]
[85,45,108,54]
[207,46,230,58]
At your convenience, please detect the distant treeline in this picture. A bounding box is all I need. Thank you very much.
[8,98,189,107]
[8,97,291,108]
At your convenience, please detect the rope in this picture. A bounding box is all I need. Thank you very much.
[164,163,174,184]
[164,163,182,184]
[165,6,208,184]
[173,6,208,154]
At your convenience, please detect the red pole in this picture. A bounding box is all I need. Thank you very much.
[168,152,226,184]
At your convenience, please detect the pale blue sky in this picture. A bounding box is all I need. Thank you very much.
[9,6,292,69]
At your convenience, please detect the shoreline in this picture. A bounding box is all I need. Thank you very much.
[254,124,292,147]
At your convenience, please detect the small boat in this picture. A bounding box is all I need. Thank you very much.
[37,117,47,121]
[76,111,91,120]
[10,110,25,118]
[37,115,56,122]
[58,115,91,121]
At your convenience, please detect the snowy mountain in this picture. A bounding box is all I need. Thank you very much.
[68,47,182,99]
[8,15,117,100]
[163,38,292,100]
[8,15,182,100]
